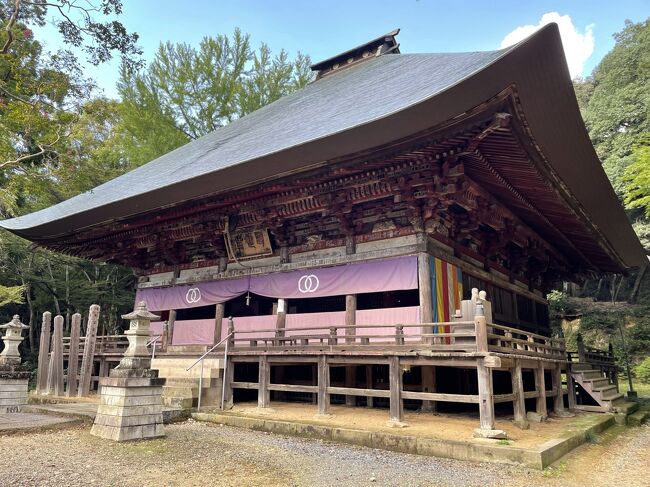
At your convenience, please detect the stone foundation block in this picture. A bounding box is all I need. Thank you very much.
[0,377,28,413]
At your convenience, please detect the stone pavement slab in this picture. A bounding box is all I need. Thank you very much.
[0,412,78,432]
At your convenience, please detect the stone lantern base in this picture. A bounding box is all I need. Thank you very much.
[90,368,165,441]
[0,365,30,413]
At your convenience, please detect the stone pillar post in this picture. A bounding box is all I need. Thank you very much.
[51,315,65,396]
[66,313,81,397]
[78,304,100,397]
[36,311,52,394]
[91,301,166,442]
[0,316,30,413]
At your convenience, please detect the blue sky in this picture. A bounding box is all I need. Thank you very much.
[37,1,649,99]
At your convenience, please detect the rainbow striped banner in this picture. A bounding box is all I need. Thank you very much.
[430,258,463,334]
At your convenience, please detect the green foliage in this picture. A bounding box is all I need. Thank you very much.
[624,134,650,218]
[116,28,312,164]
[0,282,24,307]
[634,357,650,383]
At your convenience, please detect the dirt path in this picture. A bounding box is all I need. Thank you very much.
[0,420,648,486]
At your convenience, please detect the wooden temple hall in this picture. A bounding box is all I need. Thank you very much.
[1,25,646,436]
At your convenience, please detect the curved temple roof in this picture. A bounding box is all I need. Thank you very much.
[0,24,646,271]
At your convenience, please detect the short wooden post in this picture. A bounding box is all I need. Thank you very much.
[366,365,374,408]
[535,362,548,419]
[418,254,433,335]
[214,303,225,344]
[576,333,585,363]
[66,313,81,397]
[227,317,235,347]
[552,363,565,414]
[328,327,337,346]
[78,304,100,397]
[51,315,65,396]
[475,314,488,353]
[36,311,52,394]
[389,356,403,422]
[477,359,496,431]
[317,356,329,415]
[421,365,436,412]
[258,355,270,408]
[396,325,404,345]
[511,359,527,427]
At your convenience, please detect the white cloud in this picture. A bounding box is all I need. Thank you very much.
[500,12,594,79]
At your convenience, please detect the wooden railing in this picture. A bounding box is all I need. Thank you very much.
[487,323,566,360]
[55,319,566,362]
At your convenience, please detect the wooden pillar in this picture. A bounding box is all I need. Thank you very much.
[417,254,433,332]
[66,313,81,397]
[477,359,496,430]
[78,304,100,397]
[366,365,374,408]
[535,362,548,419]
[276,299,287,338]
[214,303,225,344]
[165,309,176,349]
[344,294,357,406]
[317,356,329,415]
[36,311,52,394]
[552,363,565,414]
[421,365,436,412]
[389,356,403,422]
[51,315,65,396]
[511,359,527,427]
[258,355,270,408]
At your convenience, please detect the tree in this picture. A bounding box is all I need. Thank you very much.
[623,134,650,218]
[0,282,23,307]
[117,29,312,164]
[0,0,140,217]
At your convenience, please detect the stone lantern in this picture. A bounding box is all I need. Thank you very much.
[90,301,166,441]
[0,315,30,413]
[0,315,30,366]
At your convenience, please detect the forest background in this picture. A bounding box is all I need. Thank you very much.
[0,2,649,385]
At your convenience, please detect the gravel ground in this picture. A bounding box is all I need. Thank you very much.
[0,419,648,486]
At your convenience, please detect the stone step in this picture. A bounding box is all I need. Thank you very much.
[627,409,649,426]
[613,399,639,415]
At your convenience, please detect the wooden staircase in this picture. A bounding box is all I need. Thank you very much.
[570,362,624,412]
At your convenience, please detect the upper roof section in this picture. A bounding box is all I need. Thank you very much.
[0,24,646,272]
[310,28,401,79]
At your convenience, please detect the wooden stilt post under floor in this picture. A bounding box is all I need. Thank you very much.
[223,356,234,410]
[421,365,436,412]
[36,311,52,394]
[317,356,329,415]
[66,313,81,397]
[552,363,565,414]
[535,363,548,419]
[345,294,357,406]
[476,359,495,431]
[366,365,374,408]
[511,359,528,428]
[389,356,403,423]
[566,366,577,410]
[258,355,270,408]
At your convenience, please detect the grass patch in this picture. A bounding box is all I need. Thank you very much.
[584,430,598,444]
[495,439,511,446]
[542,460,568,477]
